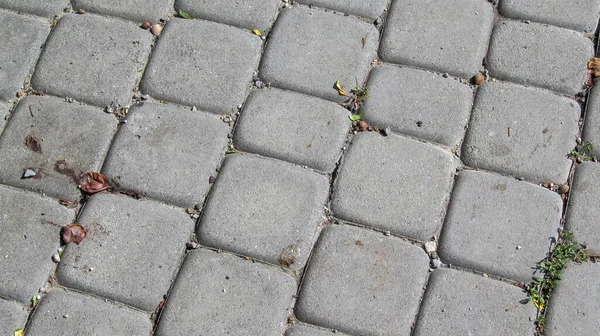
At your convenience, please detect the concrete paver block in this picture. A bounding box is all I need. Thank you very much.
[0,185,75,304]
[296,225,430,336]
[32,14,152,107]
[0,96,117,200]
[72,0,171,22]
[234,88,350,172]
[499,0,600,33]
[26,289,151,336]
[295,0,387,19]
[0,12,49,101]
[462,81,579,184]
[260,6,378,102]
[198,154,329,270]
[103,103,229,208]
[438,171,562,283]
[142,18,261,114]
[545,262,600,336]
[0,298,28,334]
[155,249,296,335]
[361,65,473,147]
[0,0,69,17]
[487,20,593,95]
[0,102,8,133]
[565,162,600,254]
[286,324,349,336]
[413,268,536,335]
[583,85,600,158]
[332,132,456,241]
[380,0,494,79]
[175,0,280,31]
[57,193,195,311]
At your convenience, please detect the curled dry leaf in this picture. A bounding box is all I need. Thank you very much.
[588,57,600,78]
[62,224,87,244]
[252,29,262,36]
[334,80,347,96]
[58,199,73,207]
[79,172,111,194]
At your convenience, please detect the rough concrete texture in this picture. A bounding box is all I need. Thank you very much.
[361,65,473,147]
[413,268,537,335]
[260,6,378,103]
[0,0,69,17]
[487,20,593,95]
[72,0,171,22]
[295,0,387,19]
[198,154,329,270]
[583,85,600,158]
[234,88,350,172]
[0,12,49,102]
[545,262,600,336]
[462,81,579,184]
[155,249,296,336]
[0,184,75,304]
[296,224,430,336]
[0,102,8,132]
[380,0,494,79]
[142,18,261,114]
[438,171,563,283]
[26,289,152,336]
[332,132,456,241]
[57,193,195,311]
[102,103,229,208]
[499,0,600,33]
[0,96,117,200]
[286,324,349,336]
[175,0,281,31]
[0,298,28,334]
[565,162,600,254]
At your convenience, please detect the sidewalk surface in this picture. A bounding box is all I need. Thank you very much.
[1,1,600,335]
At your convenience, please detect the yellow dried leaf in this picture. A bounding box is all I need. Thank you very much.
[252,29,261,36]
[14,329,24,336]
[588,57,600,77]
[334,80,347,96]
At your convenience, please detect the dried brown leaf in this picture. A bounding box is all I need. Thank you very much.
[79,172,110,194]
[25,135,42,153]
[61,224,87,244]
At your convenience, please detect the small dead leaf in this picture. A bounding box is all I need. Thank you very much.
[178,9,194,19]
[279,245,297,266]
[361,36,366,48]
[185,208,199,215]
[58,200,73,207]
[588,57,600,77]
[79,172,110,194]
[349,114,361,121]
[334,80,347,96]
[61,224,88,245]
[252,29,262,36]
[25,135,42,153]
[14,329,23,336]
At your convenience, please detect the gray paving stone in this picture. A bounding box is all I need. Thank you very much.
[413,268,536,335]
[565,162,600,254]
[296,224,430,336]
[57,193,194,311]
[487,20,593,95]
[0,96,117,200]
[361,65,473,147]
[545,262,600,336]
[175,0,280,31]
[583,85,600,158]
[234,88,350,173]
[0,298,27,334]
[142,18,261,114]
[155,249,295,335]
[286,324,349,336]
[462,81,579,184]
[380,0,493,79]
[0,12,49,101]
[499,0,600,33]
[198,154,329,270]
[103,103,229,208]
[72,0,171,22]
[438,171,562,283]
[295,0,387,19]
[0,102,8,133]
[0,185,75,304]
[0,0,69,17]
[260,6,378,103]
[331,132,456,241]
[32,14,152,107]
[27,289,151,336]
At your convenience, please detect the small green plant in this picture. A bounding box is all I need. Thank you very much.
[568,141,594,162]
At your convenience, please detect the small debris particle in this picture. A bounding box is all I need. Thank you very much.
[186,241,198,250]
[424,241,437,254]
[558,184,570,194]
[384,231,391,236]
[140,94,149,101]
[355,240,364,246]
[61,224,87,245]
[416,121,423,127]
[22,168,37,179]
[25,135,42,153]
[430,258,441,269]
[63,314,69,318]
[141,21,152,29]
[357,120,369,131]
[151,24,162,36]
[209,176,216,184]
[516,246,522,250]
[482,273,489,278]
[79,172,111,194]
[472,72,485,85]
[52,253,61,263]
[76,8,85,14]
[381,127,391,136]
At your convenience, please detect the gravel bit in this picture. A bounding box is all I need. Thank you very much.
[430,258,442,269]
[22,168,37,179]
[381,127,391,136]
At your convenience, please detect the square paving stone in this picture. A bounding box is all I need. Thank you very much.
[438,171,563,283]
[72,0,171,22]
[331,132,456,241]
[361,65,473,147]
[583,85,600,158]
[26,289,151,336]
[0,185,75,304]
[198,154,329,270]
[0,298,28,334]
[487,20,593,95]
[102,103,229,208]
[286,324,349,336]
[260,6,378,103]
[295,224,430,336]
[565,162,600,254]
[499,0,600,33]
[380,0,494,79]
[57,193,195,311]
[155,249,296,335]
[175,0,280,31]
[142,18,261,114]
[0,0,69,17]
[32,14,152,107]
[234,88,350,173]
[413,268,536,336]
[0,96,117,201]
[462,81,579,184]
[0,12,49,101]
[545,262,600,336]
[294,0,387,19]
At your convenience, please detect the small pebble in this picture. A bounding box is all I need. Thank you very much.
[482,273,489,278]
[430,258,442,269]
[382,127,391,136]
[357,120,368,131]
[209,176,216,184]
[472,72,485,85]
[516,246,522,250]
[384,231,391,236]
[425,241,437,254]
[140,94,149,101]
[89,267,94,271]
[186,242,198,250]
[76,8,85,14]
[442,73,449,78]
[558,184,570,194]
[191,106,197,111]
[63,314,69,318]
[52,253,61,263]
[22,168,36,179]
[254,80,264,88]
[374,17,382,25]
[151,24,162,36]
[141,21,152,29]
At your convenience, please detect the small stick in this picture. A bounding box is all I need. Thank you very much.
[29,105,33,117]
[508,127,511,137]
